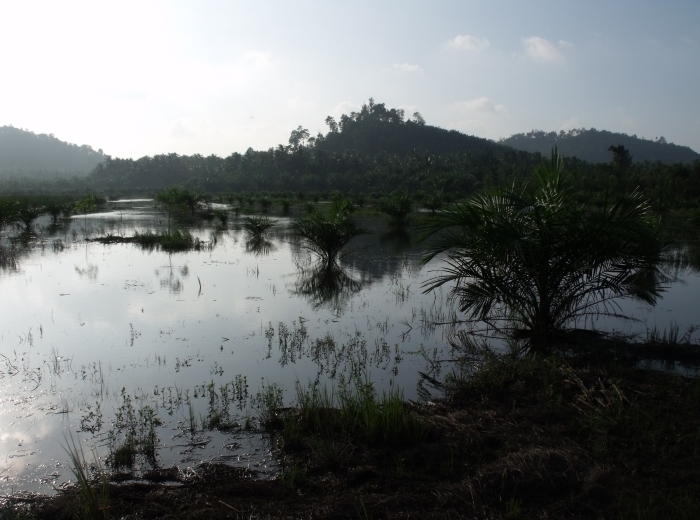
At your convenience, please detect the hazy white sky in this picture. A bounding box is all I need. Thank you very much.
[1,0,698,158]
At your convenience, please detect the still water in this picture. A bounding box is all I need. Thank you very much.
[0,200,697,495]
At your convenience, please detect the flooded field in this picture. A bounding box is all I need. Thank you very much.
[0,200,698,495]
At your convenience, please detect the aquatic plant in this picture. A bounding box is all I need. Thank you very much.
[293,199,364,268]
[63,433,110,520]
[107,390,161,470]
[242,215,274,236]
[154,186,188,232]
[280,375,427,447]
[420,148,663,354]
[213,208,229,225]
[379,191,412,225]
[73,195,100,233]
[133,229,208,252]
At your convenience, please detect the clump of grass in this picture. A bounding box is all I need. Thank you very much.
[252,381,284,429]
[132,229,211,252]
[107,390,161,470]
[62,434,110,520]
[280,376,427,448]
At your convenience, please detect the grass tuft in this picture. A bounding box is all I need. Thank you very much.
[62,433,110,520]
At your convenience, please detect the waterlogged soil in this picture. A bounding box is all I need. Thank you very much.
[0,200,699,499]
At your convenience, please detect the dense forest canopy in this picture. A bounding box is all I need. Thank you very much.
[3,100,699,211]
[86,99,542,195]
[501,128,699,164]
[0,126,106,179]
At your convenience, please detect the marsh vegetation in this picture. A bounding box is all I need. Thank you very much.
[1,150,700,518]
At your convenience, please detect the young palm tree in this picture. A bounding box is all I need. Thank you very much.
[420,149,663,354]
[293,199,364,269]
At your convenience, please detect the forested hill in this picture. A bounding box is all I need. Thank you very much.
[313,101,499,157]
[82,99,700,210]
[88,100,542,195]
[0,126,106,179]
[501,129,699,164]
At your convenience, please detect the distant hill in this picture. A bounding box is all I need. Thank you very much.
[314,100,503,157]
[500,129,699,164]
[0,126,106,179]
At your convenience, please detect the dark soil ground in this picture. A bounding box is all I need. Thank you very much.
[3,340,700,519]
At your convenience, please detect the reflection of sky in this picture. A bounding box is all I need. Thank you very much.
[0,209,453,494]
[1,206,699,494]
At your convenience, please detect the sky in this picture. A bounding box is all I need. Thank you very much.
[1,0,699,159]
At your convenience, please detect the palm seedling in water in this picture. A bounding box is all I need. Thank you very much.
[379,191,412,226]
[293,199,364,269]
[243,215,274,236]
[420,148,663,355]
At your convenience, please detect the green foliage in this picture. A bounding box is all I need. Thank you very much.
[242,215,274,236]
[423,191,445,214]
[154,186,202,231]
[73,195,101,221]
[213,208,229,225]
[502,127,699,164]
[200,376,249,430]
[293,199,364,268]
[252,382,284,428]
[421,149,663,354]
[378,191,412,224]
[258,196,272,212]
[133,229,208,252]
[107,389,161,470]
[62,433,110,520]
[281,375,427,448]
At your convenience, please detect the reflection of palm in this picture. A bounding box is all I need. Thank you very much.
[245,235,275,256]
[292,261,363,312]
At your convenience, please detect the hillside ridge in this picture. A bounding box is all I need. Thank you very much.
[501,128,699,164]
[0,125,106,179]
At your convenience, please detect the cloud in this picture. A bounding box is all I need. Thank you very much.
[447,34,490,52]
[521,36,567,62]
[390,63,423,74]
[454,97,508,115]
[450,98,509,138]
